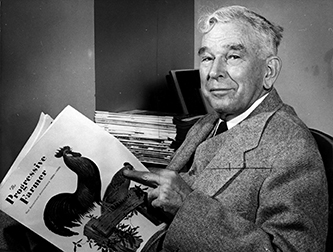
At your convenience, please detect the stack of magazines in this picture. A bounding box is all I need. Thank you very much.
[95,110,176,167]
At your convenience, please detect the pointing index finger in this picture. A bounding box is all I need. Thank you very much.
[123,169,159,188]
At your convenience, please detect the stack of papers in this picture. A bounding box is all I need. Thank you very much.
[95,110,176,167]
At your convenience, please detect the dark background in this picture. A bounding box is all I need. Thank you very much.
[95,0,194,113]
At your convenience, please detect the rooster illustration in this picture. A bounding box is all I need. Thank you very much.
[102,162,134,213]
[43,146,102,237]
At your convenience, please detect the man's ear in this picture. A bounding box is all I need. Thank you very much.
[263,56,282,90]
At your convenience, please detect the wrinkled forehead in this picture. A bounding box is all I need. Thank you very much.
[200,22,256,53]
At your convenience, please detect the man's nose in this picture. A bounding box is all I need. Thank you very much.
[209,58,226,79]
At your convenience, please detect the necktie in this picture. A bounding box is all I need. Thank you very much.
[215,120,228,135]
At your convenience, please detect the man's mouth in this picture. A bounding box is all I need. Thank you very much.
[210,88,232,95]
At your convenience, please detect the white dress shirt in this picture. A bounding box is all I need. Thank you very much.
[214,93,269,134]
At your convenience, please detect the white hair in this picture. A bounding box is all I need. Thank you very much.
[198,5,283,58]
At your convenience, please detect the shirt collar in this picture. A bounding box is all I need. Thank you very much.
[223,93,269,130]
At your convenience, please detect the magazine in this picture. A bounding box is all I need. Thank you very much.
[0,105,166,252]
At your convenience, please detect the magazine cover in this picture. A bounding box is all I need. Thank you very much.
[0,106,166,252]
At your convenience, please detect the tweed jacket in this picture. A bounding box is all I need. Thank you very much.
[162,89,328,252]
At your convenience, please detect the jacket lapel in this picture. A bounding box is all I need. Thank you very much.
[167,112,219,172]
[190,89,284,197]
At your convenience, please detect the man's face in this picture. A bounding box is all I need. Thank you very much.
[199,22,267,120]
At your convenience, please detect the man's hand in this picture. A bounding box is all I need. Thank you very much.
[123,168,192,216]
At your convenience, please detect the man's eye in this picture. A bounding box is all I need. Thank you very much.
[201,56,213,62]
[226,55,242,65]
[228,55,240,60]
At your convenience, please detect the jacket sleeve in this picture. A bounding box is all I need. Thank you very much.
[162,133,328,252]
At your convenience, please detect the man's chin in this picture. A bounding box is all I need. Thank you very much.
[207,99,230,111]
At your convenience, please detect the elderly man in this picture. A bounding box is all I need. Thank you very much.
[124,5,328,252]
